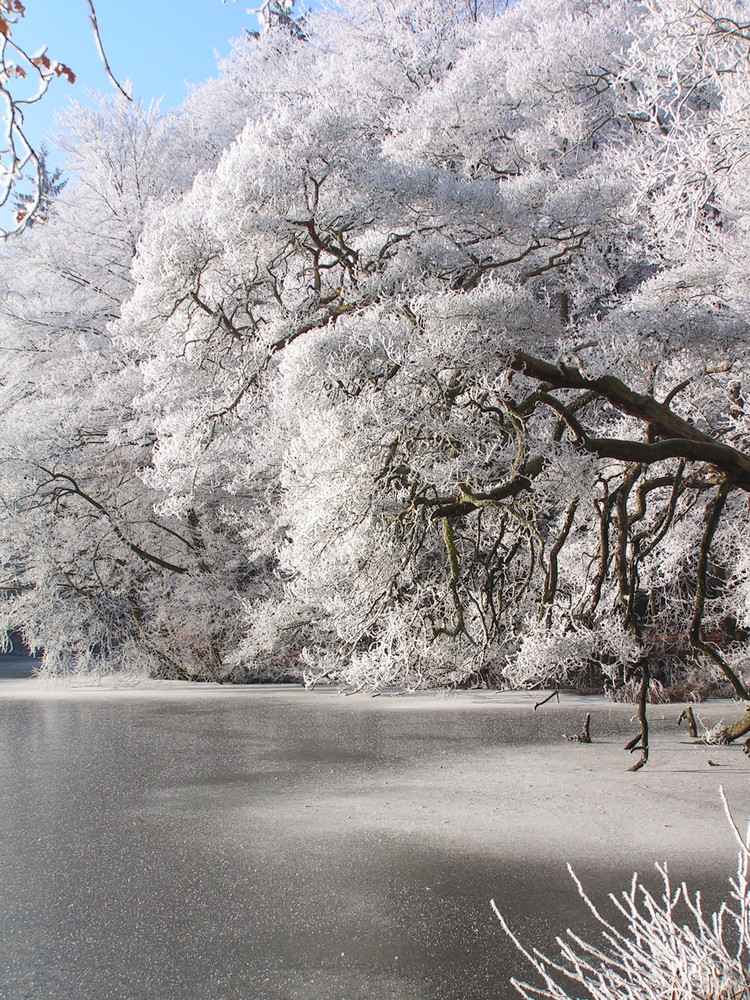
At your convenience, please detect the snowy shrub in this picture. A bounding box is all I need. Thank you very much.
[494,790,750,999]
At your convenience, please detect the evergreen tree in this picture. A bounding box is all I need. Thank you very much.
[12,145,67,227]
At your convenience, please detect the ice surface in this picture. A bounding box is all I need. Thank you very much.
[0,682,743,999]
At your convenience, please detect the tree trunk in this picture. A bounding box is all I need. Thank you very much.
[718,706,750,744]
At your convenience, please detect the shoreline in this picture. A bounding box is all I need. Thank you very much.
[0,673,746,717]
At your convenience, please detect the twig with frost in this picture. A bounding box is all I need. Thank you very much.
[702,719,729,745]
[493,787,750,998]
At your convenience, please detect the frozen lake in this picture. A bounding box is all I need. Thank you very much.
[0,681,746,999]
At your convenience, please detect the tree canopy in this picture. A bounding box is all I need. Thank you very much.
[2,0,750,751]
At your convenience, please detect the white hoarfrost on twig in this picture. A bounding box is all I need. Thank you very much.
[493,789,750,999]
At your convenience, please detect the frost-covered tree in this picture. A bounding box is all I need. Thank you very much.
[117,0,750,720]
[11,144,67,226]
[0,94,257,678]
[5,0,750,746]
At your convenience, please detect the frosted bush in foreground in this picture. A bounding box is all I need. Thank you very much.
[494,789,750,999]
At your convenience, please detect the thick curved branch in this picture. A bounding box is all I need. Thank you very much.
[432,517,464,638]
[430,455,545,520]
[39,470,189,576]
[689,479,750,700]
[512,351,750,488]
[540,498,578,619]
[585,436,750,481]
[627,659,649,771]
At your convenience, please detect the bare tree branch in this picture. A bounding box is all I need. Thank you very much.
[85,0,131,102]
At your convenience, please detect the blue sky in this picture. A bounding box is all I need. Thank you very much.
[12,1,275,155]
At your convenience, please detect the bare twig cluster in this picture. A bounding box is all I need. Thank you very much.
[494,789,750,999]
